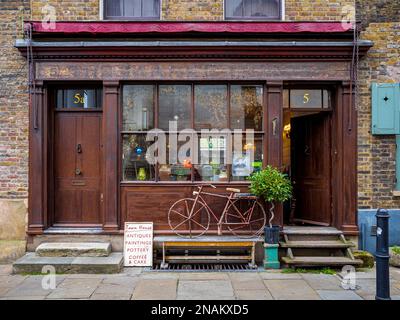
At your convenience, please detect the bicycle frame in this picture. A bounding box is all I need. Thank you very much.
[189,185,258,235]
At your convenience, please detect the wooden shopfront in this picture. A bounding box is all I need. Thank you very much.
[18,21,372,240]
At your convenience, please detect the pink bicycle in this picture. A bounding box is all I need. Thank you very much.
[168,184,266,238]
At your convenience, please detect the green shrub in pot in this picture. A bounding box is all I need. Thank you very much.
[249,165,292,228]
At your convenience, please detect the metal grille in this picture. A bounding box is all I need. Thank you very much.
[146,263,260,272]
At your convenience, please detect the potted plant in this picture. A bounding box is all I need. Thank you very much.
[249,165,292,244]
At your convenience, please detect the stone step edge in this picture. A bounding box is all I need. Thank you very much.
[35,242,112,257]
[13,252,123,274]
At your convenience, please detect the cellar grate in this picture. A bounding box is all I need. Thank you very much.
[145,263,261,272]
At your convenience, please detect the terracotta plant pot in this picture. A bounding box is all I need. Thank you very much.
[389,247,400,268]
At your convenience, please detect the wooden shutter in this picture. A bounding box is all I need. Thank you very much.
[371,83,400,135]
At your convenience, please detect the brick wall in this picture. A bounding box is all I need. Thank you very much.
[358,21,400,209]
[0,1,29,198]
[285,0,354,21]
[29,0,354,21]
[31,0,99,20]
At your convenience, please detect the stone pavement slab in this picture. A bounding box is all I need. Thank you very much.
[179,272,229,281]
[132,279,177,300]
[301,274,343,290]
[4,275,66,298]
[177,280,234,300]
[264,279,320,300]
[0,265,12,275]
[46,277,102,299]
[259,272,302,280]
[90,293,132,300]
[317,290,363,300]
[235,289,273,300]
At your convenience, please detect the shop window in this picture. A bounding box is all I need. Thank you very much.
[104,0,160,20]
[122,83,265,182]
[225,0,281,20]
[56,89,102,109]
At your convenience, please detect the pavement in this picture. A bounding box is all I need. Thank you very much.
[1,264,400,300]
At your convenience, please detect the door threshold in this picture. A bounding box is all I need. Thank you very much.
[44,227,104,235]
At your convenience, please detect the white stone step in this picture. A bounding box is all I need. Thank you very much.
[280,240,354,249]
[36,242,111,257]
[13,252,123,274]
[283,226,343,236]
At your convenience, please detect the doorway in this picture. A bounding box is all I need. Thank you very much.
[283,111,332,226]
[51,87,103,226]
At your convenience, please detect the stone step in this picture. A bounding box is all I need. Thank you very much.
[283,226,343,236]
[279,240,354,249]
[13,252,123,274]
[36,242,111,257]
[281,256,363,267]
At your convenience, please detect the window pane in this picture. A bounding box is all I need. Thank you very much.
[230,85,263,131]
[226,0,243,17]
[290,90,324,109]
[195,85,228,130]
[125,0,142,17]
[194,135,228,182]
[231,134,263,181]
[226,0,280,18]
[56,89,101,109]
[106,0,122,17]
[122,134,155,181]
[159,85,192,131]
[159,135,193,181]
[143,0,160,17]
[123,85,154,131]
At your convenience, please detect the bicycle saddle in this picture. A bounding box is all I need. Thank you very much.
[226,188,240,193]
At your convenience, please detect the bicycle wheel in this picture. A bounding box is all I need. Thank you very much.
[168,198,210,238]
[224,199,266,238]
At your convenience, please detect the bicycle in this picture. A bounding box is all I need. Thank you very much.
[168,184,267,238]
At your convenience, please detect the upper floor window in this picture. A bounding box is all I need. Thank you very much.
[104,0,160,20]
[225,0,281,20]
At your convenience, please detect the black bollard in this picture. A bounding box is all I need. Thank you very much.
[375,208,391,300]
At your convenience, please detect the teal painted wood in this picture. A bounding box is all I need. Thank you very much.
[263,244,280,269]
[371,83,400,135]
[396,135,400,191]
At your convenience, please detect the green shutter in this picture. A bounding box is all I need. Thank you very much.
[371,83,400,135]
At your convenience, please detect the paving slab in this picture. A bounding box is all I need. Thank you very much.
[132,279,177,300]
[355,279,400,298]
[3,275,66,298]
[301,274,343,290]
[90,293,131,300]
[317,290,363,300]
[101,276,139,287]
[231,278,266,291]
[122,267,143,276]
[259,272,302,280]
[141,272,179,280]
[0,275,28,289]
[235,289,273,300]
[0,265,12,275]
[94,283,135,296]
[264,279,320,300]
[46,277,101,299]
[179,272,229,281]
[177,280,234,300]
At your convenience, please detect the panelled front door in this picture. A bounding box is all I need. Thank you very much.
[53,112,102,225]
[291,113,332,226]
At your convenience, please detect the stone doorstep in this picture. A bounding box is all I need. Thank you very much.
[35,242,111,257]
[12,252,123,274]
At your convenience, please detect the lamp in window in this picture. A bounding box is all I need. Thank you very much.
[284,124,291,139]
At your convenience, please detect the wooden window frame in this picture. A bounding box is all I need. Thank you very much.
[224,0,282,21]
[103,0,161,20]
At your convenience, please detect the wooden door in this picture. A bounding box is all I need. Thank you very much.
[291,113,331,226]
[53,112,102,225]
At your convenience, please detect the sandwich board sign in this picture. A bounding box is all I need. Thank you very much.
[124,222,153,267]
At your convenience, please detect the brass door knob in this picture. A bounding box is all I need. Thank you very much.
[75,168,82,175]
